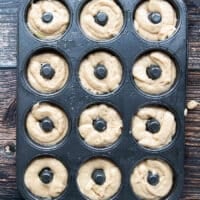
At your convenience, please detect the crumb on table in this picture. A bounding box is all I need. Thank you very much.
[187,100,200,110]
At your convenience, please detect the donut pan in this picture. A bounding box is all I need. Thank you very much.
[17,0,187,199]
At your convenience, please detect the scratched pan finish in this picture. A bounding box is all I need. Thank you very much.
[17,0,187,199]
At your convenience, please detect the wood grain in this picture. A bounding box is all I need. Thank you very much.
[0,0,200,199]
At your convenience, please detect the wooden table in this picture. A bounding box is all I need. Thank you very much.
[0,0,199,199]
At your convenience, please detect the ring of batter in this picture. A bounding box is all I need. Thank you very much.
[79,51,123,95]
[132,51,176,95]
[78,104,123,147]
[77,158,121,200]
[132,106,176,149]
[27,0,70,39]
[27,52,69,94]
[134,0,177,41]
[80,0,124,41]
[26,102,68,146]
[24,157,68,198]
[130,159,173,200]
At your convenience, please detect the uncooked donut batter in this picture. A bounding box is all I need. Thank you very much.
[27,52,69,94]
[24,157,68,198]
[132,106,176,149]
[187,100,200,110]
[27,0,70,39]
[80,0,124,40]
[132,51,176,95]
[26,102,68,146]
[134,0,177,41]
[79,52,123,94]
[130,159,173,200]
[79,104,123,147]
[77,158,121,200]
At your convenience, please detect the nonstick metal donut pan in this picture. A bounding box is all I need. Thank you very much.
[17,0,187,199]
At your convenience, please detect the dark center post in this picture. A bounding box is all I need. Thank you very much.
[39,168,54,184]
[93,118,107,132]
[94,11,108,26]
[148,12,162,24]
[147,171,160,186]
[92,169,106,185]
[146,64,162,80]
[40,117,54,133]
[146,118,161,134]
[94,64,108,80]
[40,63,55,80]
[42,12,54,23]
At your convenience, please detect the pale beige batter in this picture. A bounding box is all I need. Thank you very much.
[132,106,176,149]
[27,0,70,39]
[27,52,69,94]
[24,157,68,198]
[130,159,173,200]
[79,104,123,147]
[132,51,176,95]
[79,52,123,94]
[80,0,124,40]
[134,0,177,41]
[187,100,200,110]
[26,102,68,146]
[77,158,121,200]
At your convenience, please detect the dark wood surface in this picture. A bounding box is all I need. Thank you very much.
[0,0,200,199]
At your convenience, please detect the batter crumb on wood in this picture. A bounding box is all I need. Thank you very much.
[187,100,200,110]
[184,108,188,117]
